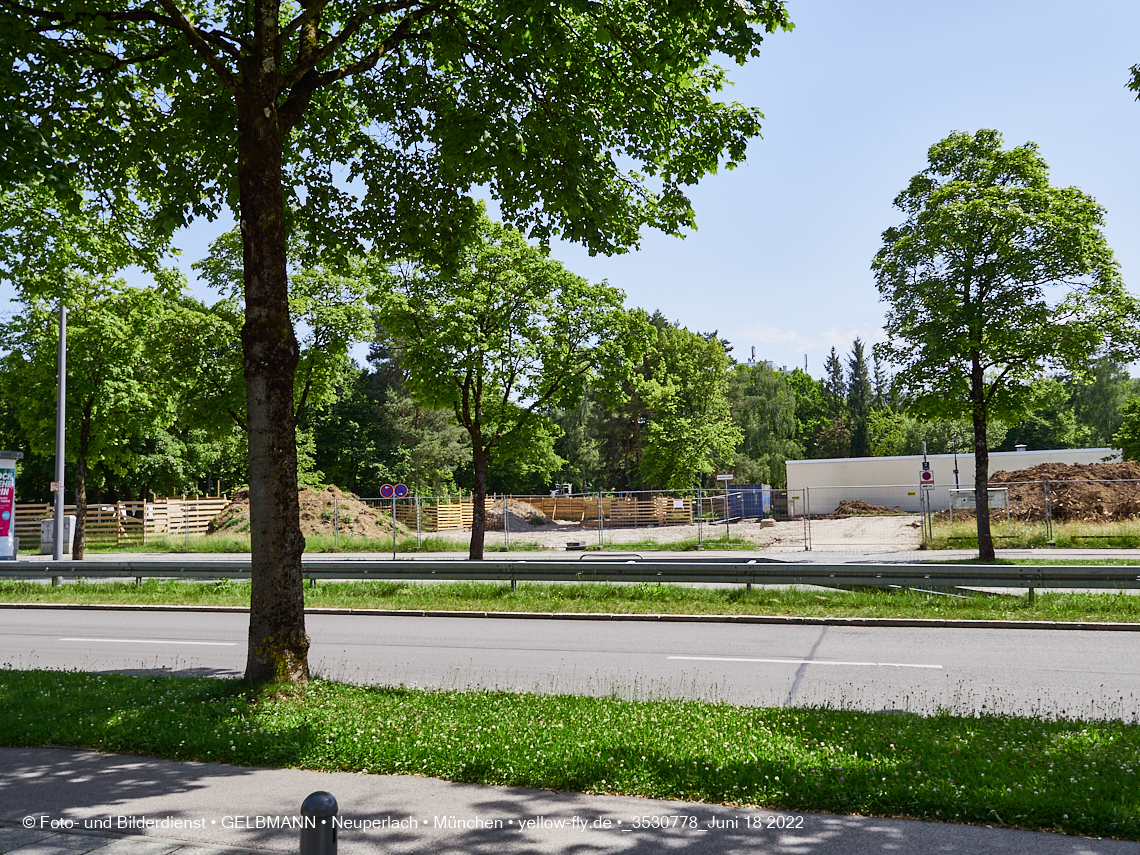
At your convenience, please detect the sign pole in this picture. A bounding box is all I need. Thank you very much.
[53,304,66,562]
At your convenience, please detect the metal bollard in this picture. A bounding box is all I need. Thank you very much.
[300,791,338,855]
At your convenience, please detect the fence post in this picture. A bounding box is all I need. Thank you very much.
[416,495,421,549]
[504,493,510,551]
[804,487,811,552]
[697,487,703,549]
[1044,480,1054,545]
[598,490,603,547]
[300,791,338,855]
[184,502,190,549]
[333,495,338,551]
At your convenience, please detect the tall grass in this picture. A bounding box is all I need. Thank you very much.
[932,518,1140,549]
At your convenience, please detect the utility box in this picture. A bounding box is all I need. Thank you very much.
[40,516,76,554]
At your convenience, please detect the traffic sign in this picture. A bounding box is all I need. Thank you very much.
[715,474,734,481]
[379,484,394,499]
[920,470,933,483]
[394,483,408,498]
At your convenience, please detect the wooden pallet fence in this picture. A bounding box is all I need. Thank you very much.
[149,498,231,535]
[15,501,148,546]
[530,497,589,521]
[393,500,474,532]
[15,497,231,547]
[606,496,693,527]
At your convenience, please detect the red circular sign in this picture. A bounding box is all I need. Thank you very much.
[920,470,933,482]
[379,484,394,498]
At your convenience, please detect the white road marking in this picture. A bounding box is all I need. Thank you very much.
[59,637,237,647]
[668,655,942,670]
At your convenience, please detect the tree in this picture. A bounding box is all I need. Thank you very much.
[1113,398,1140,461]
[997,378,1091,451]
[846,338,872,457]
[1066,359,1134,447]
[638,321,742,490]
[727,362,799,487]
[873,129,1135,559]
[785,369,833,459]
[0,285,193,556]
[7,0,792,682]
[375,216,649,559]
[868,409,910,457]
[823,348,846,417]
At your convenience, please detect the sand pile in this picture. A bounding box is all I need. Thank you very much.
[485,498,563,531]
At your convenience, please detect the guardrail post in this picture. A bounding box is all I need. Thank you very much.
[300,791,337,855]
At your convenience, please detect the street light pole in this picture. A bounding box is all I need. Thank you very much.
[52,304,66,561]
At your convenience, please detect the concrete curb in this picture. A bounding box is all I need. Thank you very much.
[2,600,1139,632]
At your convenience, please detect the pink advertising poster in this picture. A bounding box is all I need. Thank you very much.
[0,469,12,540]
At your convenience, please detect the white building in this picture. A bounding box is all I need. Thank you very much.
[784,447,1117,514]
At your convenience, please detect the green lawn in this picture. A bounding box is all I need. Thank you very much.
[4,578,1140,622]
[1,669,1136,838]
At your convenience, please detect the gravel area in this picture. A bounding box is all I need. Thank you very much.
[421,515,924,552]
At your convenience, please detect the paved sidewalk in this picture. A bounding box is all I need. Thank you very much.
[1,747,1135,855]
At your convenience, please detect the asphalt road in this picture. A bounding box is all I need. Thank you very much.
[4,607,1140,718]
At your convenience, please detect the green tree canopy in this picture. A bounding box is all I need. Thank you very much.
[374,215,650,559]
[638,321,742,490]
[5,0,792,682]
[873,129,1136,558]
[0,285,209,555]
[726,362,798,487]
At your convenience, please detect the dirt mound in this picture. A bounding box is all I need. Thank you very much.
[485,498,563,531]
[825,499,907,519]
[950,461,1140,522]
[210,485,405,537]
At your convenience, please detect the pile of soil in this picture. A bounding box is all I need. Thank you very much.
[947,460,1140,522]
[210,485,404,537]
[825,499,907,519]
[485,498,562,531]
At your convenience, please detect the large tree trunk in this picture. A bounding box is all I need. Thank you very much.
[72,454,86,560]
[469,440,487,560]
[72,408,91,560]
[238,99,309,684]
[971,356,995,561]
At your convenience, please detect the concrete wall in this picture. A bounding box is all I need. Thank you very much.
[784,447,1117,515]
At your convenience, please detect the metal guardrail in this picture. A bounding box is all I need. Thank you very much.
[2,558,1140,591]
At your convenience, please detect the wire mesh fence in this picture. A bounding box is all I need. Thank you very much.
[285,478,1140,553]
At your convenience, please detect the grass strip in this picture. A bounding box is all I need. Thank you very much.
[932,519,1140,549]
[32,533,755,554]
[4,579,1140,623]
[42,534,545,554]
[0,669,1136,838]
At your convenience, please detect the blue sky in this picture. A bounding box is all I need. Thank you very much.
[112,0,1140,376]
